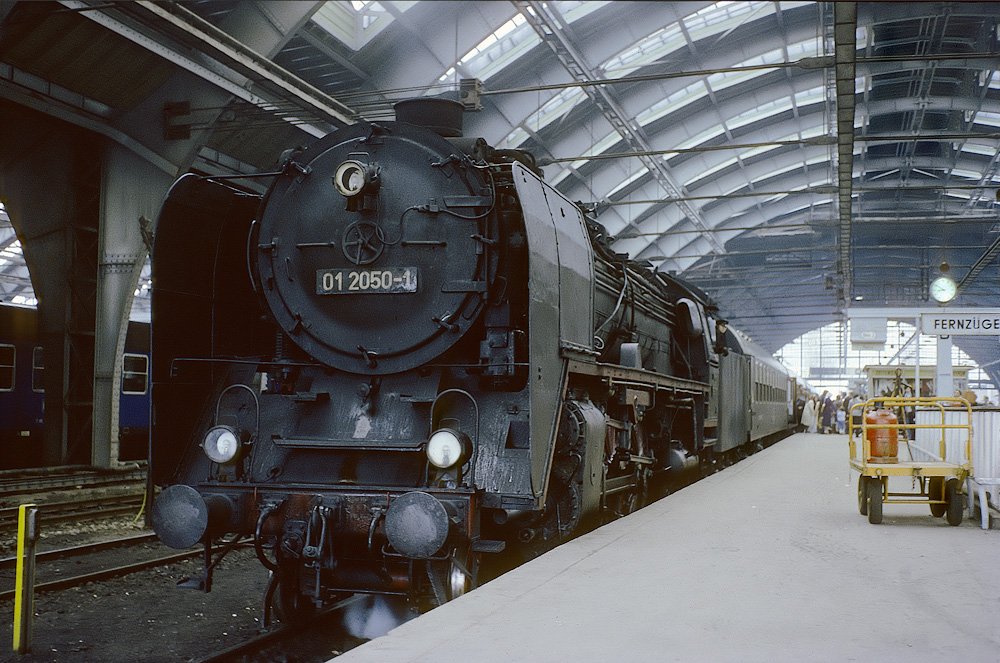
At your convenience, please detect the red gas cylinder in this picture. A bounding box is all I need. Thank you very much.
[865,409,898,463]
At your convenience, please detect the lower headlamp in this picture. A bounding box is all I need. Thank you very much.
[203,425,241,464]
[426,428,469,469]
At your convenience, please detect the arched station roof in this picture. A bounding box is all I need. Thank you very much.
[1,1,998,384]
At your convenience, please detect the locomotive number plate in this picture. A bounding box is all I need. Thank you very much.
[316,267,419,295]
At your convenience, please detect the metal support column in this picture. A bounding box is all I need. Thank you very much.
[92,145,172,467]
[0,102,101,466]
[937,335,954,397]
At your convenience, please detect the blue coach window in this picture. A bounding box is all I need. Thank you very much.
[32,346,44,392]
[122,353,148,395]
[0,344,13,391]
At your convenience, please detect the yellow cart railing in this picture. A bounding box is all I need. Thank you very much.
[848,396,972,525]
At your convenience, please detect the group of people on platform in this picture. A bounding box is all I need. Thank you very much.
[799,391,865,435]
[798,387,991,436]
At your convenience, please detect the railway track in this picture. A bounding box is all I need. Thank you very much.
[0,533,199,601]
[0,466,146,499]
[190,595,379,663]
[0,532,373,663]
[0,533,158,569]
[0,492,145,529]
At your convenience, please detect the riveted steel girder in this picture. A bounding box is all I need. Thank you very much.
[833,2,856,306]
[92,146,172,467]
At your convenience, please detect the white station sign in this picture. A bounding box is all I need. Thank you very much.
[921,311,1000,335]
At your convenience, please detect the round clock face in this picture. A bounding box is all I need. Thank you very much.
[930,276,957,303]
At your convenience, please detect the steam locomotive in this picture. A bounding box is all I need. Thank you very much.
[150,98,798,619]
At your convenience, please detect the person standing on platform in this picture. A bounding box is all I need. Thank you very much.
[801,395,817,433]
[849,393,864,436]
[821,393,835,433]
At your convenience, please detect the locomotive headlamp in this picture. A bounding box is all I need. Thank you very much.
[334,160,374,197]
[203,425,241,464]
[426,428,470,469]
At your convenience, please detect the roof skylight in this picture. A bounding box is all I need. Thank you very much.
[312,1,416,51]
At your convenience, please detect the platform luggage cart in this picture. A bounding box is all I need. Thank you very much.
[849,396,972,525]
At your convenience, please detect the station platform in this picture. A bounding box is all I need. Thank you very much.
[334,433,999,662]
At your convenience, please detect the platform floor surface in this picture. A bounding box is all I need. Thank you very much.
[334,433,999,662]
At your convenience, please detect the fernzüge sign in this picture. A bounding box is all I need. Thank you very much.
[921,311,1000,335]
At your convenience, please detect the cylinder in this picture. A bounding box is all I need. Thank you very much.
[865,409,898,463]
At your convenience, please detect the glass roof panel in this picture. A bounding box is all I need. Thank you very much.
[449,12,534,82]
[312,1,416,51]
[488,9,824,180]
[975,111,1000,127]
[717,156,828,197]
[728,97,794,131]
[682,1,773,41]
[674,125,727,152]
[636,81,711,129]
[497,126,530,150]
[685,156,739,187]
[601,22,685,79]
[0,238,22,267]
[524,87,589,133]
[0,201,34,306]
[452,2,606,84]
[961,143,995,157]
[550,167,574,187]
[776,320,996,402]
[605,167,650,198]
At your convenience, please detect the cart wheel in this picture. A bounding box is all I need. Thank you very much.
[945,478,963,526]
[928,477,946,517]
[867,477,883,525]
[858,476,869,516]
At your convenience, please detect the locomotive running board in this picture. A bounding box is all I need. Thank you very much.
[563,357,710,394]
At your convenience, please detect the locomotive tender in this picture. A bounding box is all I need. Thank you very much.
[150,98,796,617]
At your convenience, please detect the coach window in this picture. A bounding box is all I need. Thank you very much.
[122,353,149,394]
[0,344,14,391]
[32,346,44,392]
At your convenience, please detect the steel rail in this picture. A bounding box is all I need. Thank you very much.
[0,494,144,528]
[0,533,158,570]
[189,596,363,663]
[0,550,200,601]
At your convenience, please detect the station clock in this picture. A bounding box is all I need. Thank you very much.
[930,275,957,303]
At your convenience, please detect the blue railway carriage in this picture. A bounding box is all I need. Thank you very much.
[0,303,150,469]
[118,321,151,462]
[0,304,44,469]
